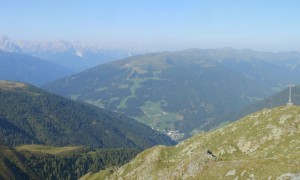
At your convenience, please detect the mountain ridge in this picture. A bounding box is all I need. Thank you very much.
[0,34,22,53]
[0,50,73,86]
[204,84,300,131]
[85,106,300,179]
[0,34,151,71]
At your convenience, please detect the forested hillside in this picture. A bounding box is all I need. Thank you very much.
[0,80,174,149]
[0,144,140,179]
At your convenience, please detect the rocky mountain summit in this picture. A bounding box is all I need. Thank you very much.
[0,35,22,53]
[84,106,300,179]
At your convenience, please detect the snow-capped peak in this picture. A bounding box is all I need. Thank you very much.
[0,34,22,53]
[75,50,83,57]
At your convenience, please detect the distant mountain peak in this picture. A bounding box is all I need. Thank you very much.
[18,39,75,53]
[45,39,74,52]
[0,34,22,53]
[0,34,9,41]
[220,47,236,51]
[75,50,83,57]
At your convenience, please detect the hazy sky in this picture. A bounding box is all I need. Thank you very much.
[1,0,300,51]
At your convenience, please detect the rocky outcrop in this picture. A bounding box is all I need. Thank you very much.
[84,106,300,179]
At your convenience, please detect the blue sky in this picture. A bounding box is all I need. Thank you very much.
[1,0,300,51]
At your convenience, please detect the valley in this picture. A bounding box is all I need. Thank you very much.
[2,38,300,179]
[1,47,300,178]
[43,48,300,140]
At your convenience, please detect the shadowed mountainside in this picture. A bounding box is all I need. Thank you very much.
[0,80,174,149]
[0,50,73,86]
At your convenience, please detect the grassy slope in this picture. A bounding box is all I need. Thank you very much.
[0,144,84,179]
[0,145,42,179]
[86,106,300,179]
[16,144,83,155]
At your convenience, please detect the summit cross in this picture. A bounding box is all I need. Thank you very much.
[287,83,294,106]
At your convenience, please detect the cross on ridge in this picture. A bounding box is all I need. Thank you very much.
[287,83,294,106]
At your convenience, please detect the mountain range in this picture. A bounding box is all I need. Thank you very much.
[0,35,22,53]
[43,48,300,139]
[0,34,150,72]
[85,106,300,179]
[0,80,174,149]
[1,35,300,179]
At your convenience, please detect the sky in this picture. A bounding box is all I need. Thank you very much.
[1,0,300,51]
